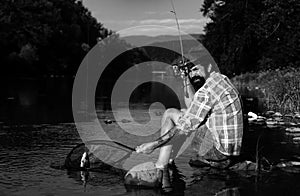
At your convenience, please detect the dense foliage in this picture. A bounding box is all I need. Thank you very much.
[231,67,300,114]
[1,0,299,78]
[0,0,111,76]
[201,0,300,76]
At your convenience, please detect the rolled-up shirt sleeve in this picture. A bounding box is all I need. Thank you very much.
[177,89,213,131]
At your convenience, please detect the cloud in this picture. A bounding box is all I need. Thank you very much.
[139,19,175,25]
[118,26,179,37]
[104,18,210,36]
[139,18,207,25]
[104,20,138,26]
[136,18,209,35]
[118,25,204,37]
[106,18,208,26]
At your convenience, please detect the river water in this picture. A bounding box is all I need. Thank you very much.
[1,108,300,196]
[1,78,300,195]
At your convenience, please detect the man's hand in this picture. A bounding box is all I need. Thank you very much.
[183,76,190,86]
[135,126,189,154]
[136,141,158,154]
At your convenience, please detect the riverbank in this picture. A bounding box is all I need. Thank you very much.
[231,67,300,115]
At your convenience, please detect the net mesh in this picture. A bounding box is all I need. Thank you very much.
[64,140,135,172]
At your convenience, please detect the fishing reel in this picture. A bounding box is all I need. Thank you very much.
[172,60,195,79]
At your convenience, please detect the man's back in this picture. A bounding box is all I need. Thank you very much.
[202,72,243,156]
[177,71,243,156]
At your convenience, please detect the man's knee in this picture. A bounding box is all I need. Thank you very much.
[161,108,182,135]
[163,108,181,119]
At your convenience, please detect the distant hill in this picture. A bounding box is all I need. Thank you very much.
[121,34,203,48]
[120,34,205,65]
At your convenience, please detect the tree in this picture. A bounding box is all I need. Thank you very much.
[200,0,299,76]
[201,0,264,76]
[255,0,300,70]
[0,0,110,76]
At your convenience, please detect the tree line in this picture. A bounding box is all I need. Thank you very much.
[0,0,298,78]
[0,0,111,77]
[201,0,299,77]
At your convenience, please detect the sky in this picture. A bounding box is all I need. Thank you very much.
[83,0,210,36]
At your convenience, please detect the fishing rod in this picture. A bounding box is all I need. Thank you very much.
[170,0,185,66]
[170,0,190,98]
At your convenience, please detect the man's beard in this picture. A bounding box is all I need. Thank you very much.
[190,76,205,91]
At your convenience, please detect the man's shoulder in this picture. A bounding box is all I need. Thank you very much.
[206,72,228,87]
[206,71,225,83]
[209,71,227,80]
[207,72,239,95]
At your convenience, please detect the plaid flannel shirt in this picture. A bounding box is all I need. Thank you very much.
[177,72,243,156]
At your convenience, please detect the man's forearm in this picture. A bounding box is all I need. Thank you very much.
[152,126,183,150]
[184,88,193,107]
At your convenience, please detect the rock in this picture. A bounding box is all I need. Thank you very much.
[286,127,300,133]
[124,162,162,188]
[248,112,258,122]
[288,122,297,126]
[266,119,278,128]
[276,161,300,173]
[265,111,275,116]
[257,116,266,120]
[273,112,283,117]
[284,114,294,118]
[274,117,284,122]
[121,119,131,123]
[104,119,113,124]
[291,161,300,166]
[285,132,300,137]
[229,161,257,171]
[293,137,300,143]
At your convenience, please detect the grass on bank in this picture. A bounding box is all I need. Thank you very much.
[231,67,300,115]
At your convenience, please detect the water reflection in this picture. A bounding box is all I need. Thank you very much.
[66,162,186,196]
[0,77,74,124]
[187,163,300,195]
